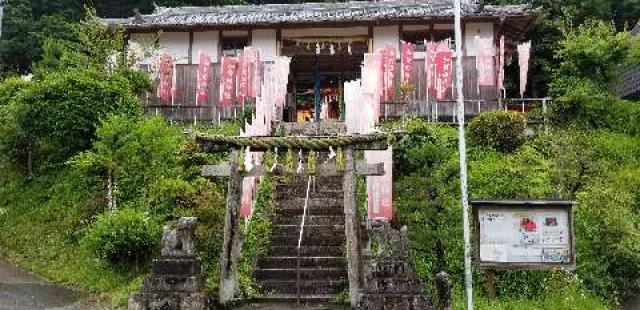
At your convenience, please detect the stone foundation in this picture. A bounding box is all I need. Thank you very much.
[129,217,216,310]
[360,222,432,310]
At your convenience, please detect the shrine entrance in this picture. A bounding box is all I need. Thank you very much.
[280,38,368,123]
[195,122,432,309]
[197,129,387,307]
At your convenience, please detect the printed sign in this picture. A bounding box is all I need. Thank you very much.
[473,200,575,269]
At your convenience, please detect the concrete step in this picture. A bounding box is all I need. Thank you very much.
[276,189,344,200]
[276,178,343,196]
[275,215,345,226]
[254,268,347,281]
[273,234,344,247]
[269,246,344,257]
[277,204,344,217]
[240,298,337,309]
[273,224,344,236]
[258,257,345,269]
[278,198,343,208]
[258,279,348,295]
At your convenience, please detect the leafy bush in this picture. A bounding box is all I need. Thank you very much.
[1,69,143,171]
[84,208,161,268]
[468,111,526,153]
[392,120,462,294]
[550,19,640,135]
[574,181,640,302]
[469,146,555,199]
[237,177,276,298]
[73,115,185,208]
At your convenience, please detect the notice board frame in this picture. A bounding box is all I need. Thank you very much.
[471,200,576,271]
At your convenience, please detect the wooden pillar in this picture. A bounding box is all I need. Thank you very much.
[219,149,243,304]
[343,147,363,307]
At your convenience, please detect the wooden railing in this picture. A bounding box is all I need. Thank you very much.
[381,98,552,122]
[140,59,549,124]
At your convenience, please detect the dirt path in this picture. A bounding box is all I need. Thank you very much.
[0,258,110,310]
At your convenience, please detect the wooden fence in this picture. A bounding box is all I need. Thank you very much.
[140,58,546,123]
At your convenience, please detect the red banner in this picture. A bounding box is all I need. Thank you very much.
[381,43,396,101]
[219,56,239,107]
[498,35,505,94]
[236,54,249,105]
[434,41,453,100]
[156,53,173,102]
[196,52,212,105]
[401,41,416,85]
[518,41,531,97]
[366,147,394,221]
[425,41,438,94]
[240,176,256,218]
[475,37,496,91]
[244,47,261,98]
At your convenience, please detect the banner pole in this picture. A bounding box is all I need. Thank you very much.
[454,0,474,309]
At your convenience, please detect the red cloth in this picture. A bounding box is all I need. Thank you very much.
[219,56,239,107]
[434,41,453,100]
[381,43,396,102]
[365,147,394,221]
[240,176,256,218]
[362,53,382,132]
[425,41,438,97]
[401,41,416,85]
[244,47,261,98]
[196,52,212,105]
[475,37,496,91]
[498,36,505,94]
[518,41,531,97]
[156,53,173,102]
[236,54,249,105]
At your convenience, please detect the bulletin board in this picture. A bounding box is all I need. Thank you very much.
[472,200,575,270]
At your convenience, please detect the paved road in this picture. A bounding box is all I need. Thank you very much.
[0,258,105,310]
[623,293,640,310]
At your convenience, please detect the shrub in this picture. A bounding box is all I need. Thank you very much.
[469,146,555,199]
[468,111,526,153]
[237,177,276,298]
[84,208,161,268]
[575,183,640,302]
[2,69,143,171]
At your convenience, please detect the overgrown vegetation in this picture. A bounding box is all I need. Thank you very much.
[468,111,526,153]
[237,176,277,298]
[392,115,639,308]
[0,15,239,299]
[84,208,161,269]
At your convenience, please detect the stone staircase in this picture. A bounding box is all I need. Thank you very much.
[254,175,348,305]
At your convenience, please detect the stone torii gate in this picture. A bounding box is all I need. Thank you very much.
[195,133,390,307]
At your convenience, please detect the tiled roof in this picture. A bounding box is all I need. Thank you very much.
[104,0,535,30]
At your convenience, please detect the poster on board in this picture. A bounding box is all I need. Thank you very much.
[472,200,575,269]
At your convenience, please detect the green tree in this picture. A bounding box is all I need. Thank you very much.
[0,69,143,174]
[72,116,185,210]
[550,20,640,133]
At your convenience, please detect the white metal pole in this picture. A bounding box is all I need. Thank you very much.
[454,0,474,309]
